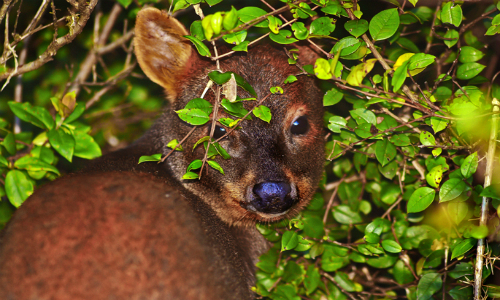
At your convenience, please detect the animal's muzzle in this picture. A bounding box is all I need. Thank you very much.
[250,181,295,214]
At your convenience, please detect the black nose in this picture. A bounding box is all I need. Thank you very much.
[251,182,294,214]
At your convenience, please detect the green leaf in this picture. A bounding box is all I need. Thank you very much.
[166,139,184,152]
[281,230,299,251]
[269,30,298,44]
[333,205,363,224]
[451,238,476,259]
[207,160,224,174]
[323,87,343,106]
[309,17,335,36]
[444,29,459,48]
[389,134,411,146]
[375,140,397,167]
[439,178,466,202]
[459,46,484,63]
[381,240,402,253]
[350,108,376,125]
[328,116,347,133]
[176,108,210,125]
[238,7,269,28]
[187,159,203,172]
[369,8,400,41]
[441,2,462,27]
[47,128,75,162]
[392,60,409,92]
[456,62,486,80]
[232,73,257,97]
[448,201,468,225]
[182,171,199,180]
[221,98,250,119]
[138,154,162,163]
[430,117,449,134]
[420,131,436,146]
[346,59,377,87]
[291,22,309,40]
[74,132,102,160]
[284,75,297,84]
[8,101,54,130]
[344,19,368,38]
[3,132,16,155]
[408,53,435,71]
[116,0,133,8]
[64,103,85,124]
[222,30,247,45]
[184,35,211,57]
[5,170,33,207]
[208,71,231,85]
[190,20,205,41]
[267,15,282,34]
[407,187,436,213]
[223,6,238,31]
[417,273,442,300]
[331,37,362,57]
[185,98,213,115]
[461,152,478,178]
[314,58,332,80]
[253,105,271,123]
[270,86,283,94]
[304,265,320,294]
[426,165,444,188]
[232,41,249,52]
[172,0,189,13]
[14,156,60,175]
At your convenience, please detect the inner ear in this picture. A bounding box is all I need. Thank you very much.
[134,7,193,102]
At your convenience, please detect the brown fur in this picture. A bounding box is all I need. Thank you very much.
[0,7,325,300]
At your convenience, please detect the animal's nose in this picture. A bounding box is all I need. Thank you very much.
[251,182,294,214]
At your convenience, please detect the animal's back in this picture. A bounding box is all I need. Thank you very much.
[0,170,262,300]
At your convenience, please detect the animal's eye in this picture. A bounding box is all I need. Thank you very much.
[213,125,227,140]
[290,116,309,135]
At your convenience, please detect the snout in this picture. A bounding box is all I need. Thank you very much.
[248,181,296,214]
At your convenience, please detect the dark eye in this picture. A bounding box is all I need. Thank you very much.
[213,125,227,140]
[290,116,309,135]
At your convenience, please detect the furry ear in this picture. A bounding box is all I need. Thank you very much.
[134,8,192,102]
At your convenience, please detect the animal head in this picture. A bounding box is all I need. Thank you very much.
[135,7,325,227]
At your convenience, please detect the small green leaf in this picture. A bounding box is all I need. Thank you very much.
[284,75,297,84]
[417,273,442,300]
[269,30,298,44]
[451,238,476,259]
[74,132,102,159]
[323,87,343,106]
[426,165,443,188]
[184,35,211,57]
[48,128,75,162]
[167,139,184,152]
[291,22,309,40]
[375,139,397,167]
[8,101,54,130]
[182,171,200,180]
[222,30,247,45]
[270,86,283,94]
[222,6,238,31]
[176,108,210,125]
[309,17,335,36]
[232,41,249,52]
[448,201,468,225]
[407,187,436,213]
[314,58,332,80]
[439,178,466,203]
[350,108,376,125]
[238,7,269,28]
[392,60,409,92]
[408,53,435,71]
[3,132,16,155]
[253,105,272,123]
[381,240,402,253]
[304,265,320,294]
[185,98,213,115]
[344,19,368,38]
[208,71,232,85]
[14,155,60,175]
[444,29,459,48]
[5,170,33,207]
[456,62,486,80]
[207,160,224,174]
[459,46,484,63]
[346,59,377,87]
[420,131,436,146]
[461,152,478,178]
[267,15,282,34]
[138,153,162,163]
[369,8,400,41]
[328,116,347,133]
[190,20,205,41]
[187,159,203,171]
[441,2,462,27]
[430,117,449,134]
[281,231,299,251]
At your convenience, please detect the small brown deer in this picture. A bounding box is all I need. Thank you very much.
[0,7,325,300]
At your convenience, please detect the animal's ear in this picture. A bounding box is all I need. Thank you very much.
[134,8,192,102]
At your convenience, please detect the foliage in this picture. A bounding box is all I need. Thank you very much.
[3,0,500,299]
